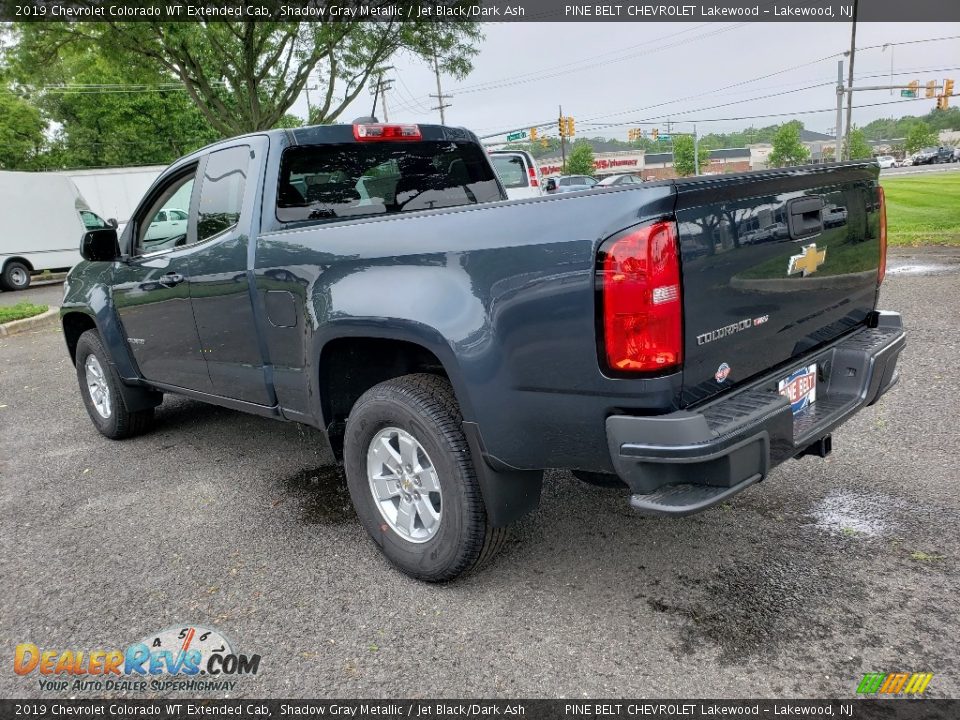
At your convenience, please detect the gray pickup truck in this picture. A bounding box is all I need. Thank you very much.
[62,121,904,581]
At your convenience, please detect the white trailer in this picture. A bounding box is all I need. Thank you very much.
[0,171,112,291]
[57,165,165,227]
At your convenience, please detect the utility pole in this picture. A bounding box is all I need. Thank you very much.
[559,104,567,173]
[380,78,393,122]
[694,124,700,176]
[843,0,859,160]
[370,74,382,120]
[835,59,844,162]
[370,71,394,122]
[429,51,451,124]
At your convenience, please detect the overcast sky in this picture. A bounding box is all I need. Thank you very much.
[292,22,959,140]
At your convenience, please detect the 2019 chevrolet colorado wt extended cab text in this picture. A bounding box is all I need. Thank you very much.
[62,122,904,581]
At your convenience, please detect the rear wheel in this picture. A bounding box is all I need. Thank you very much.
[1,261,31,291]
[343,374,506,582]
[75,330,155,439]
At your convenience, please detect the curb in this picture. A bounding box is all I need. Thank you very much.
[0,306,60,337]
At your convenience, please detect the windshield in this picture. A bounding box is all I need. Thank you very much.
[491,155,529,189]
[277,141,502,223]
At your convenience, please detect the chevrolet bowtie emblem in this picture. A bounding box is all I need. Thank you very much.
[787,243,827,277]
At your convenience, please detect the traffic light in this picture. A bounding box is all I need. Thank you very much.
[908,80,919,97]
[541,138,548,148]
[558,116,566,138]
[565,117,575,137]
[926,80,937,98]
[937,94,949,110]
[530,127,538,141]
[652,128,659,141]
[628,128,641,141]
[946,78,955,98]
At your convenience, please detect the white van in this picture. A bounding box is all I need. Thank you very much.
[489,150,544,200]
[0,171,111,291]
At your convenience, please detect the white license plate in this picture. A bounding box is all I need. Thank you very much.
[779,363,817,415]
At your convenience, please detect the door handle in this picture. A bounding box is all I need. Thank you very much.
[159,272,185,287]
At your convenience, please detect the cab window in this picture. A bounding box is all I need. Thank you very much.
[136,172,195,255]
[277,141,501,224]
[197,146,249,242]
[491,155,528,189]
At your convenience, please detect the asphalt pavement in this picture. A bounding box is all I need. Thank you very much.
[0,279,65,308]
[1,248,958,699]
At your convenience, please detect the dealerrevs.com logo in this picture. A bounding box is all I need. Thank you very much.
[856,672,934,695]
[14,625,261,693]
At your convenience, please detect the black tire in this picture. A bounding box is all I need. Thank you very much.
[343,373,507,582]
[1,260,31,291]
[572,470,628,488]
[75,329,155,439]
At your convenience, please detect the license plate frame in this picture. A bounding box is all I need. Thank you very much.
[779,363,817,416]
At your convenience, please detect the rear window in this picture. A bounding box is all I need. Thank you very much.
[491,155,529,189]
[277,141,502,223]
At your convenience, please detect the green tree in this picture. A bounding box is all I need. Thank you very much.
[672,134,709,177]
[11,19,482,136]
[844,128,873,160]
[565,142,594,175]
[0,86,46,169]
[904,122,938,154]
[768,121,809,167]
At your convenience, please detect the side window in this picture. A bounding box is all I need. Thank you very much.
[80,211,107,230]
[137,171,195,255]
[197,146,249,242]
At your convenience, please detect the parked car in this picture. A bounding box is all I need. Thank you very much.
[144,208,189,245]
[823,204,848,228]
[912,147,954,165]
[488,150,543,200]
[875,155,897,169]
[596,173,644,187]
[545,174,598,193]
[0,171,112,291]
[62,121,904,581]
[897,156,914,167]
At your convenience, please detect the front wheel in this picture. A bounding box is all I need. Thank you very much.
[75,330,155,439]
[343,374,506,582]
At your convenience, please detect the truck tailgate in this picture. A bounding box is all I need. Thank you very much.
[674,163,883,406]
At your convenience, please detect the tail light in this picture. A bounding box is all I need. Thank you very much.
[353,123,421,141]
[528,166,539,188]
[598,220,682,374]
[877,186,887,285]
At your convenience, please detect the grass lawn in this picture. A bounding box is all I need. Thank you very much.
[881,171,960,246]
[0,302,49,324]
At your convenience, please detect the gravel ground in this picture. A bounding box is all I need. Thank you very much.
[1,249,958,700]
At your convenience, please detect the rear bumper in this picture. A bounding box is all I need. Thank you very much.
[607,311,905,516]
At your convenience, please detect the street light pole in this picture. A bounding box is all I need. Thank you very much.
[882,43,893,95]
[694,124,700,176]
[843,0,859,160]
[835,59,844,162]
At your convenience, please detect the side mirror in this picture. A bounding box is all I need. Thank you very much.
[108,218,118,228]
[545,179,556,192]
[81,227,120,262]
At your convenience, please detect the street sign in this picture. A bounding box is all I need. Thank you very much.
[900,89,917,97]
[506,131,528,142]
[659,134,672,141]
